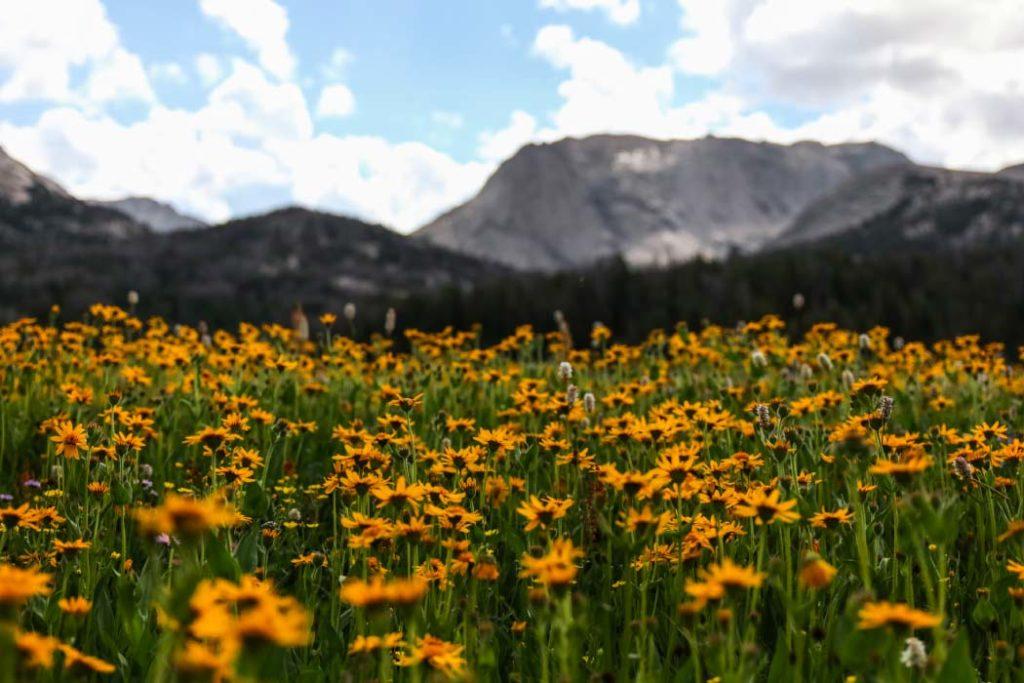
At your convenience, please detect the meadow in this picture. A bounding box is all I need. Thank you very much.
[1,303,1022,681]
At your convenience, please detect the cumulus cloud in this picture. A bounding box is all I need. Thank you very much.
[320,48,353,81]
[271,136,493,231]
[150,62,188,84]
[478,110,539,162]
[315,84,356,119]
[0,0,153,104]
[195,53,225,87]
[199,0,296,80]
[506,4,1024,171]
[538,0,640,26]
[531,24,686,139]
[1,46,488,233]
[666,0,1024,169]
[85,49,155,103]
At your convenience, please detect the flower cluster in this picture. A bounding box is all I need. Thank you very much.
[0,308,1017,679]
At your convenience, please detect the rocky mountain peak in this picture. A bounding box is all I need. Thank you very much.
[414,134,910,271]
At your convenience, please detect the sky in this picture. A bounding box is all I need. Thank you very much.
[1,0,1023,233]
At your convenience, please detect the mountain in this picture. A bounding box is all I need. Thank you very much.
[0,145,70,204]
[414,135,909,271]
[1,146,147,241]
[0,206,505,325]
[999,163,1024,181]
[0,144,504,324]
[91,196,206,232]
[774,164,1024,252]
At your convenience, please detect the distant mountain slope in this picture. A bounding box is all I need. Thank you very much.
[0,206,505,325]
[1,146,147,240]
[91,196,206,232]
[0,145,70,204]
[414,135,909,271]
[774,164,1024,252]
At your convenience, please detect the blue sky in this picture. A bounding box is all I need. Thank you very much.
[98,1,699,162]
[1,0,1021,231]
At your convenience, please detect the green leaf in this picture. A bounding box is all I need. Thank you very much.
[243,483,270,516]
[235,530,260,572]
[970,598,997,627]
[936,631,978,683]
[112,479,133,505]
[766,634,792,683]
[206,533,241,580]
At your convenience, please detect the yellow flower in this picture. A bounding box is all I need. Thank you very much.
[339,576,428,609]
[50,421,88,459]
[799,557,837,589]
[732,489,801,525]
[857,601,941,630]
[1006,560,1024,579]
[348,632,405,655]
[516,495,573,532]
[0,503,42,531]
[59,644,117,674]
[997,520,1024,544]
[52,538,91,556]
[519,538,583,589]
[809,508,854,529]
[15,631,62,669]
[396,634,467,678]
[684,558,765,606]
[134,494,239,538]
[58,596,93,616]
[0,564,52,606]
[868,454,933,480]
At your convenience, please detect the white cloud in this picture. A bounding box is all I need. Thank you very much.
[271,136,493,231]
[199,0,296,80]
[198,60,312,141]
[150,61,188,85]
[0,50,488,233]
[517,6,1024,172]
[0,0,153,104]
[664,0,1024,169]
[194,54,225,87]
[320,48,353,81]
[85,49,155,103]
[669,1,734,76]
[539,0,640,26]
[478,111,538,162]
[531,25,679,138]
[0,105,283,222]
[316,84,356,119]
[431,111,464,129]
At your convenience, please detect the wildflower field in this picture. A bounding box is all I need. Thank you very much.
[3,305,1024,681]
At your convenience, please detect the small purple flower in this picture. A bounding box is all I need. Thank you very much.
[155,533,171,546]
[0,493,13,502]
[23,479,41,489]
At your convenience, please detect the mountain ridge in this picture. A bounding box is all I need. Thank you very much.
[414,134,911,270]
[774,163,1024,252]
[90,196,207,232]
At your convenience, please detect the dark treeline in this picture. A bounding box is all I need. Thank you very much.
[8,238,1024,352]
[393,243,1024,350]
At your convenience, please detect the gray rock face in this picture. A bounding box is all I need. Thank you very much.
[0,145,70,205]
[414,135,909,270]
[1,146,147,240]
[91,197,206,232]
[773,164,1024,251]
